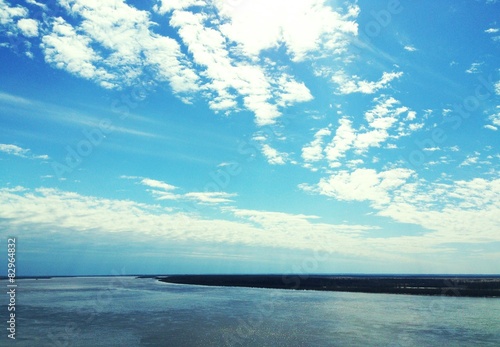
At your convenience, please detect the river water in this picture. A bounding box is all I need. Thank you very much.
[3,276,500,346]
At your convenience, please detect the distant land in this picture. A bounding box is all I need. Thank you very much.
[2,274,499,297]
[157,274,500,297]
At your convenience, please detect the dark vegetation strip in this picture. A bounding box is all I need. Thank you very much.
[157,275,500,297]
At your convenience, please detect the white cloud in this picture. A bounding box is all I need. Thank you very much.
[485,28,499,33]
[170,9,316,125]
[302,167,500,247]
[495,81,500,95]
[332,70,403,94]
[153,0,204,14]
[302,127,331,162]
[3,0,358,126]
[17,18,38,37]
[408,122,424,131]
[364,97,402,129]
[261,144,287,165]
[484,124,498,131]
[227,207,371,237]
[41,17,113,86]
[302,96,417,169]
[423,147,441,152]
[185,192,236,204]
[124,176,236,204]
[324,118,356,165]
[465,62,483,74]
[308,168,414,207]
[25,0,47,9]
[0,143,49,160]
[214,0,358,61]
[379,177,500,244]
[0,144,28,157]
[354,97,409,153]
[141,178,177,191]
[42,1,200,92]
[460,155,479,167]
[406,111,417,121]
[0,187,382,257]
[355,130,392,151]
[403,45,417,52]
[346,159,364,168]
[155,1,357,124]
[170,9,280,124]
[0,0,35,56]
[277,74,313,107]
[0,0,27,26]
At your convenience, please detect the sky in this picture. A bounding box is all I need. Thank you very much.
[0,0,499,276]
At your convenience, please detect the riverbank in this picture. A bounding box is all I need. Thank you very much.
[158,274,500,297]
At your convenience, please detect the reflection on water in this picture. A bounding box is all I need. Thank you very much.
[3,277,500,346]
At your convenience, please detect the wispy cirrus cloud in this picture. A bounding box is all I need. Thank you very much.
[122,176,237,204]
[0,91,33,105]
[25,0,46,10]
[141,178,177,191]
[185,192,237,204]
[0,90,161,139]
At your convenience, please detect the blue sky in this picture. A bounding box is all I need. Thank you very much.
[0,0,499,276]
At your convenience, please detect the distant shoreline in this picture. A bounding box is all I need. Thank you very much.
[157,275,500,297]
[1,274,499,297]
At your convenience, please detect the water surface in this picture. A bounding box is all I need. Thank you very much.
[3,277,499,346]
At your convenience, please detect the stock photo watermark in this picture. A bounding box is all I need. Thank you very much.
[50,70,159,180]
[51,119,113,178]
[46,268,131,346]
[364,0,403,37]
[401,73,498,169]
[6,237,16,340]
[224,248,333,346]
